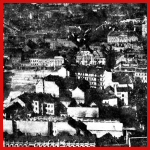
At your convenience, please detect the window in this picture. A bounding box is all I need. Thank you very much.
[122,94,124,97]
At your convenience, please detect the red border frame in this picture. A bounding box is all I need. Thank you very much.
[1,0,149,149]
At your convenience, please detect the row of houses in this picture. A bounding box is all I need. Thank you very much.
[12,55,64,69]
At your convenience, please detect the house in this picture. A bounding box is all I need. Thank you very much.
[142,16,147,37]
[4,91,24,108]
[112,72,134,89]
[76,50,106,66]
[71,87,85,104]
[29,56,64,69]
[59,96,72,108]
[90,102,97,107]
[116,55,126,65]
[103,70,112,89]
[107,30,138,44]
[135,68,147,83]
[30,57,39,67]
[89,43,101,51]
[58,66,70,78]
[36,80,59,97]
[54,56,64,68]
[4,93,34,119]
[75,66,104,89]
[11,50,22,67]
[22,45,31,52]
[17,93,56,116]
[67,107,99,118]
[57,38,77,48]
[102,96,118,107]
[5,98,25,109]
[114,86,129,106]
[21,60,31,68]
[25,32,47,43]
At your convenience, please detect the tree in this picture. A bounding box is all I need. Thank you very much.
[79,111,86,118]
[128,77,147,130]
[91,110,98,118]
[105,46,116,71]
[120,107,138,127]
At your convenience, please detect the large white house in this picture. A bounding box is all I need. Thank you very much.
[71,87,85,104]
[32,100,55,115]
[76,49,106,66]
[135,68,147,83]
[58,66,70,78]
[107,30,138,44]
[113,85,129,106]
[142,16,147,37]
[36,80,59,97]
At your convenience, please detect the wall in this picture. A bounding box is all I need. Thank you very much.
[103,70,112,89]
[4,120,49,136]
[3,119,13,134]
[102,98,118,106]
[16,121,49,136]
[53,122,76,136]
[83,121,123,138]
[67,107,99,118]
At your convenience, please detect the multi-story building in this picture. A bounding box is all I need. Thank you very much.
[36,80,59,97]
[29,56,64,68]
[107,30,138,44]
[75,66,104,89]
[142,16,147,37]
[114,86,129,106]
[76,50,106,66]
[57,38,77,48]
[32,98,55,115]
[25,32,47,43]
[135,68,147,83]
[54,56,64,67]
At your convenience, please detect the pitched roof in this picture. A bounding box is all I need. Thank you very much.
[112,72,133,84]
[59,96,72,102]
[117,87,129,92]
[136,68,147,73]
[76,66,104,75]
[5,98,25,108]
[108,30,138,37]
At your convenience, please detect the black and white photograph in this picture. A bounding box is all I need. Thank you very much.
[3,3,147,147]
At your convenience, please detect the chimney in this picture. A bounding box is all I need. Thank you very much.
[114,84,117,95]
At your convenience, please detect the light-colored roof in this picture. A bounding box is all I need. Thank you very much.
[108,30,138,37]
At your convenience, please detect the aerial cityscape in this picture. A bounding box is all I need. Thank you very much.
[3,3,147,147]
